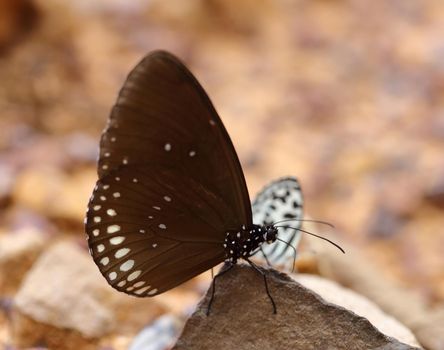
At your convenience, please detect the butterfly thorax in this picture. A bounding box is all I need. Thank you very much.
[224,224,278,264]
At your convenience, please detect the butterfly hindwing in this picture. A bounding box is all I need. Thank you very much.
[252,177,303,265]
[85,51,252,296]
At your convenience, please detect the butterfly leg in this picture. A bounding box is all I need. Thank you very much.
[206,262,234,316]
[259,247,272,267]
[245,258,277,314]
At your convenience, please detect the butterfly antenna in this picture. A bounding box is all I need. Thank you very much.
[275,237,297,273]
[275,225,345,254]
[272,219,335,229]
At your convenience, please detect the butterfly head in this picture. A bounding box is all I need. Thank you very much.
[263,225,278,244]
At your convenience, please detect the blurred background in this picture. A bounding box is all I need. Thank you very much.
[0,0,444,349]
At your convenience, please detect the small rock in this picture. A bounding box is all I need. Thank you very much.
[173,264,420,350]
[129,314,182,350]
[367,205,404,238]
[12,240,166,349]
[12,166,96,223]
[0,228,46,295]
[424,173,444,208]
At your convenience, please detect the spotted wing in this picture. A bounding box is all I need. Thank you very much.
[252,177,303,265]
[85,51,252,297]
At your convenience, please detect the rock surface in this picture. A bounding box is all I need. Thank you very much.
[304,235,444,350]
[12,240,167,349]
[173,264,420,350]
[293,274,420,348]
[0,227,46,295]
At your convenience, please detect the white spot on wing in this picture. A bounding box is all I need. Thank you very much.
[109,272,117,280]
[117,280,126,287]
[107,225,120,234]
[135,286,150,295]
[115,248,130,258]
[120,259,134,271]
[110,236,125,245]
[164,143,171,151]
[148,288,158,295]
[107,209,117,216]
[128,270,141,281]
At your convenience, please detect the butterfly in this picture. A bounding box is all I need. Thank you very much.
[85,50,339,314]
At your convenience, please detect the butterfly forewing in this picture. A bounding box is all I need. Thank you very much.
[98,51,251,228]
[86,51,252,296]
[252,177,303,265]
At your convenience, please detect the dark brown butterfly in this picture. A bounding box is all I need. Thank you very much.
[85,51,341,312]
[85,50,277,298]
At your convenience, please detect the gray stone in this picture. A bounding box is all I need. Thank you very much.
[12,240,166,350]
[173,264,420,350]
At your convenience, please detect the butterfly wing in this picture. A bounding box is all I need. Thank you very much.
[85,51,252,296]
[252,177,303,265]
